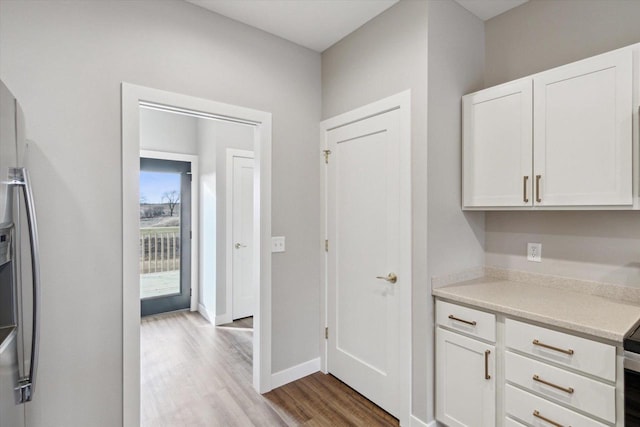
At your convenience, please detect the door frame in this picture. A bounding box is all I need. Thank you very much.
[319,90,412,426]
[223,148,255,325]
[139,150,199,312]
[122,83,273,427]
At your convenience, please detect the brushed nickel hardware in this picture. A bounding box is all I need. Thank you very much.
[484,350,491,380]
[235,243,247,249]
[533,374,574,394]
[523,176,529,202]
[323,149,332,164]
[447,315,476,326]
[325,327,328,339]
[533,339,574,355]
[535,174,542,202]
[533,410,565,427]
[376,273,397,284]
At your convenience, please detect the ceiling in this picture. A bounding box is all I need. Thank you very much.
[453,0,529,21]
[185,0,399,52]
[185,0,528,52]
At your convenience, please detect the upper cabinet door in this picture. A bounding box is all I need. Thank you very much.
[463,79,533,208]
[533,49,633,207]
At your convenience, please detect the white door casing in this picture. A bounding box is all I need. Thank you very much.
[231,153,255,319]
[321,91,411,425]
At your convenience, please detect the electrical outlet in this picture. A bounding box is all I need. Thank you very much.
[527,243,542,262]
[271,236,285,253]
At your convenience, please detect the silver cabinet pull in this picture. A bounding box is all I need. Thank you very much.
[535,174,542,202]
[376,273,397,284]
[533,339,574,355]
[523,176,529,202]
[533,410,566,427]
[448,315,476,326]
[484,350,491,380]
[533,374,574,394]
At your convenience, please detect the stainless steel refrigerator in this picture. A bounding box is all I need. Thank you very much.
[0,80,40,427]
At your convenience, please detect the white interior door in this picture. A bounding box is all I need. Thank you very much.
[326,108,403,418]
[231,155,254,320]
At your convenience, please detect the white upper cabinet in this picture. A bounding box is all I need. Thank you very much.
[463,79,533,207]
[463,44,637,210]
[534,48,633,207]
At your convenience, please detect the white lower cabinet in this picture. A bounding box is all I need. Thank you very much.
[435,299,621,427]
[436,329,495,426]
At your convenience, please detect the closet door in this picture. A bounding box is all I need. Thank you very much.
[463,79,533,208]
[533,48,633,207]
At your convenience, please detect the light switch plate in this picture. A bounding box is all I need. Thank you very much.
[527,243,542,262]
[272,236,285,253]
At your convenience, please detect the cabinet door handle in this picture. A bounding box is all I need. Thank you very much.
[448,315,476,326]
[533,374,574,394]
[484,350,491,380]
[523,176,529,202]
[532,339,574,355]
[535,174,542,203]
[533,410,565,427]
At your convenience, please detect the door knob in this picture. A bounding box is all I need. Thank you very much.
[235,243,247,249]
[376,273,397,284]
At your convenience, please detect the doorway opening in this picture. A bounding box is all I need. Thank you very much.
[139,157,193,316]
[122,83,273,427]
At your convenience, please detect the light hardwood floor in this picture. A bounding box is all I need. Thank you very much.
[141,311,399,426]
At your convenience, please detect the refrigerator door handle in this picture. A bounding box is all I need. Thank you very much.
[9,167,40,403]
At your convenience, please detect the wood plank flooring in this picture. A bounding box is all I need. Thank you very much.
[141,311,399,427]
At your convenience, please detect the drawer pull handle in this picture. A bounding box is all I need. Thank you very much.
[533,374,574,394]
[533,410,567,427]
[523,175,529,202]
[532,339,574,355]
[484,350,491,380]
[535,174,542,203]
[448,315,476,326]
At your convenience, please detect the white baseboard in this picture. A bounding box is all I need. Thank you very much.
[270,357,321,389]
[408,415,434,427]
[197,304,213,323]
[215,313,232,325]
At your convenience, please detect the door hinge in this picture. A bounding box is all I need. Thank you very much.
[190,288,192,297]
[323,149,332,164]
[325,327,328,339]
[190,230,192,239]
[325,239,328,252]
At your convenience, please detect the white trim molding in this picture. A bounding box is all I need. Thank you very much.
[197,303,213,323]
[270,358,321,390]
[223,148,255,325]
[122,82,273,427]
[139,149,199,312]
[409,415,434,427]
[319,90,412,426]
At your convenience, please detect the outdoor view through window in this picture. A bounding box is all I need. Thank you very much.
[139,171,181,299]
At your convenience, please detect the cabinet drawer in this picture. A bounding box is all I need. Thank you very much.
[505,384,608,427]
[505,351,615,423]
[505,319,615,381]
[436,300,495,342]
[504,417,527,427]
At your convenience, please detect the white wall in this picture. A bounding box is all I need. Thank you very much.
[322,0,430,421]
[484,0,640,287]
[0,1,321,425]
[427,0,485,420]
[140,108,198,154]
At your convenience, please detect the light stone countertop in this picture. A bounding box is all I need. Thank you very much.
[433,277,640,343]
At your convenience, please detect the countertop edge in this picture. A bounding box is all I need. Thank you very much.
[433,288,627,343]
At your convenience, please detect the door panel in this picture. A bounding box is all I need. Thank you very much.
[232,156,254,320]
[140,158,191,316]
[533,48,633,206]
[463,79,533,207]
[327,109,401,417]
